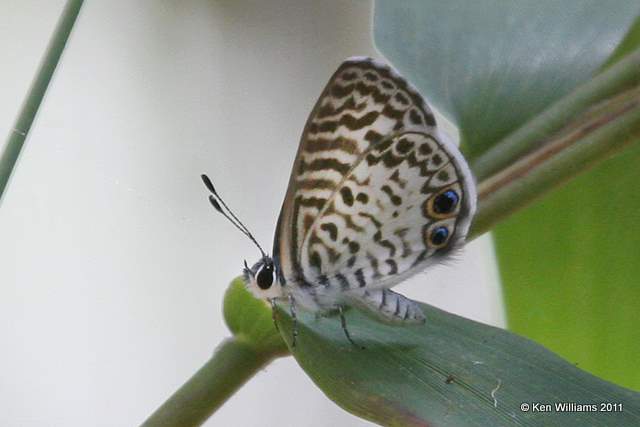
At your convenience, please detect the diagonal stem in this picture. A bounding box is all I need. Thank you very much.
[469,85,640,239]
[141,338,275,427]
[470,47,640,183]
[0,0,84,203]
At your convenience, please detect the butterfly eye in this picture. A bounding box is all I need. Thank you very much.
[430,226,450,246]
[256,264,274,290]
[433,190,459,214]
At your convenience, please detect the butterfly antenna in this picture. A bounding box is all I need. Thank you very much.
[201,174,267,257]
[201,174,252,235]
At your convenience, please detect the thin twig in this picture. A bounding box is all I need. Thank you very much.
[0,0,84,202]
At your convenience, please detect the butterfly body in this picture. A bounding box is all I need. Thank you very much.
[239,57,476,330]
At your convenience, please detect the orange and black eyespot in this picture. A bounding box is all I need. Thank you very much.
[434,190,459,214]
[430,226,450,247]
[425,185,461,219]
[423,222,453,249]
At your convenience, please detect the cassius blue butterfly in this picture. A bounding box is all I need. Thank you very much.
[202,57,476,347]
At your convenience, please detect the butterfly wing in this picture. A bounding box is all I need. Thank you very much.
[274,57,475,307]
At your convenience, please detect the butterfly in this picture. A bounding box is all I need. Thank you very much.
[202,57,476,347]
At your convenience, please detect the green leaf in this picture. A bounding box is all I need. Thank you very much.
[374,0,640,158]
[275,302,640,426]
[375,0,640,392]
[603,15,640,68]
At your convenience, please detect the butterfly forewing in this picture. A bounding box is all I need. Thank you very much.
[275,57,475,304]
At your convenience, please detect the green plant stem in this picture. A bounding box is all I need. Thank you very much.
[471,47,640,182]
[470,86,640,238]
[0,0,83,202]
[141,338,274,427]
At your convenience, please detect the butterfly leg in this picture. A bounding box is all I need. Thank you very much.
[338,305,365,350]
[269,298,279,332]
[288,294,298,348]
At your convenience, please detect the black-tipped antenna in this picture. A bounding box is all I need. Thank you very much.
[201,174,266,257]
[201,174,253,236]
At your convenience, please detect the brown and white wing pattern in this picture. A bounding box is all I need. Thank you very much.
[274,57,476,315]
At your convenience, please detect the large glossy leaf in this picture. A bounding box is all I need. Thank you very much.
[272,281,640,427]
[375,0,640,392]
[374,0,640,158]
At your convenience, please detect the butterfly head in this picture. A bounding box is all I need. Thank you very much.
[243,256,283,300]
[201,174,283,300]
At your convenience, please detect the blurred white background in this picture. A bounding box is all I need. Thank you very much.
[0,1,504,426]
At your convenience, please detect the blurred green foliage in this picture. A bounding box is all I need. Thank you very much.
[375,0,640,390]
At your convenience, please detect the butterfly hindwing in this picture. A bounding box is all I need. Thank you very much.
[302,130,475,293]
[274,57,475,311]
